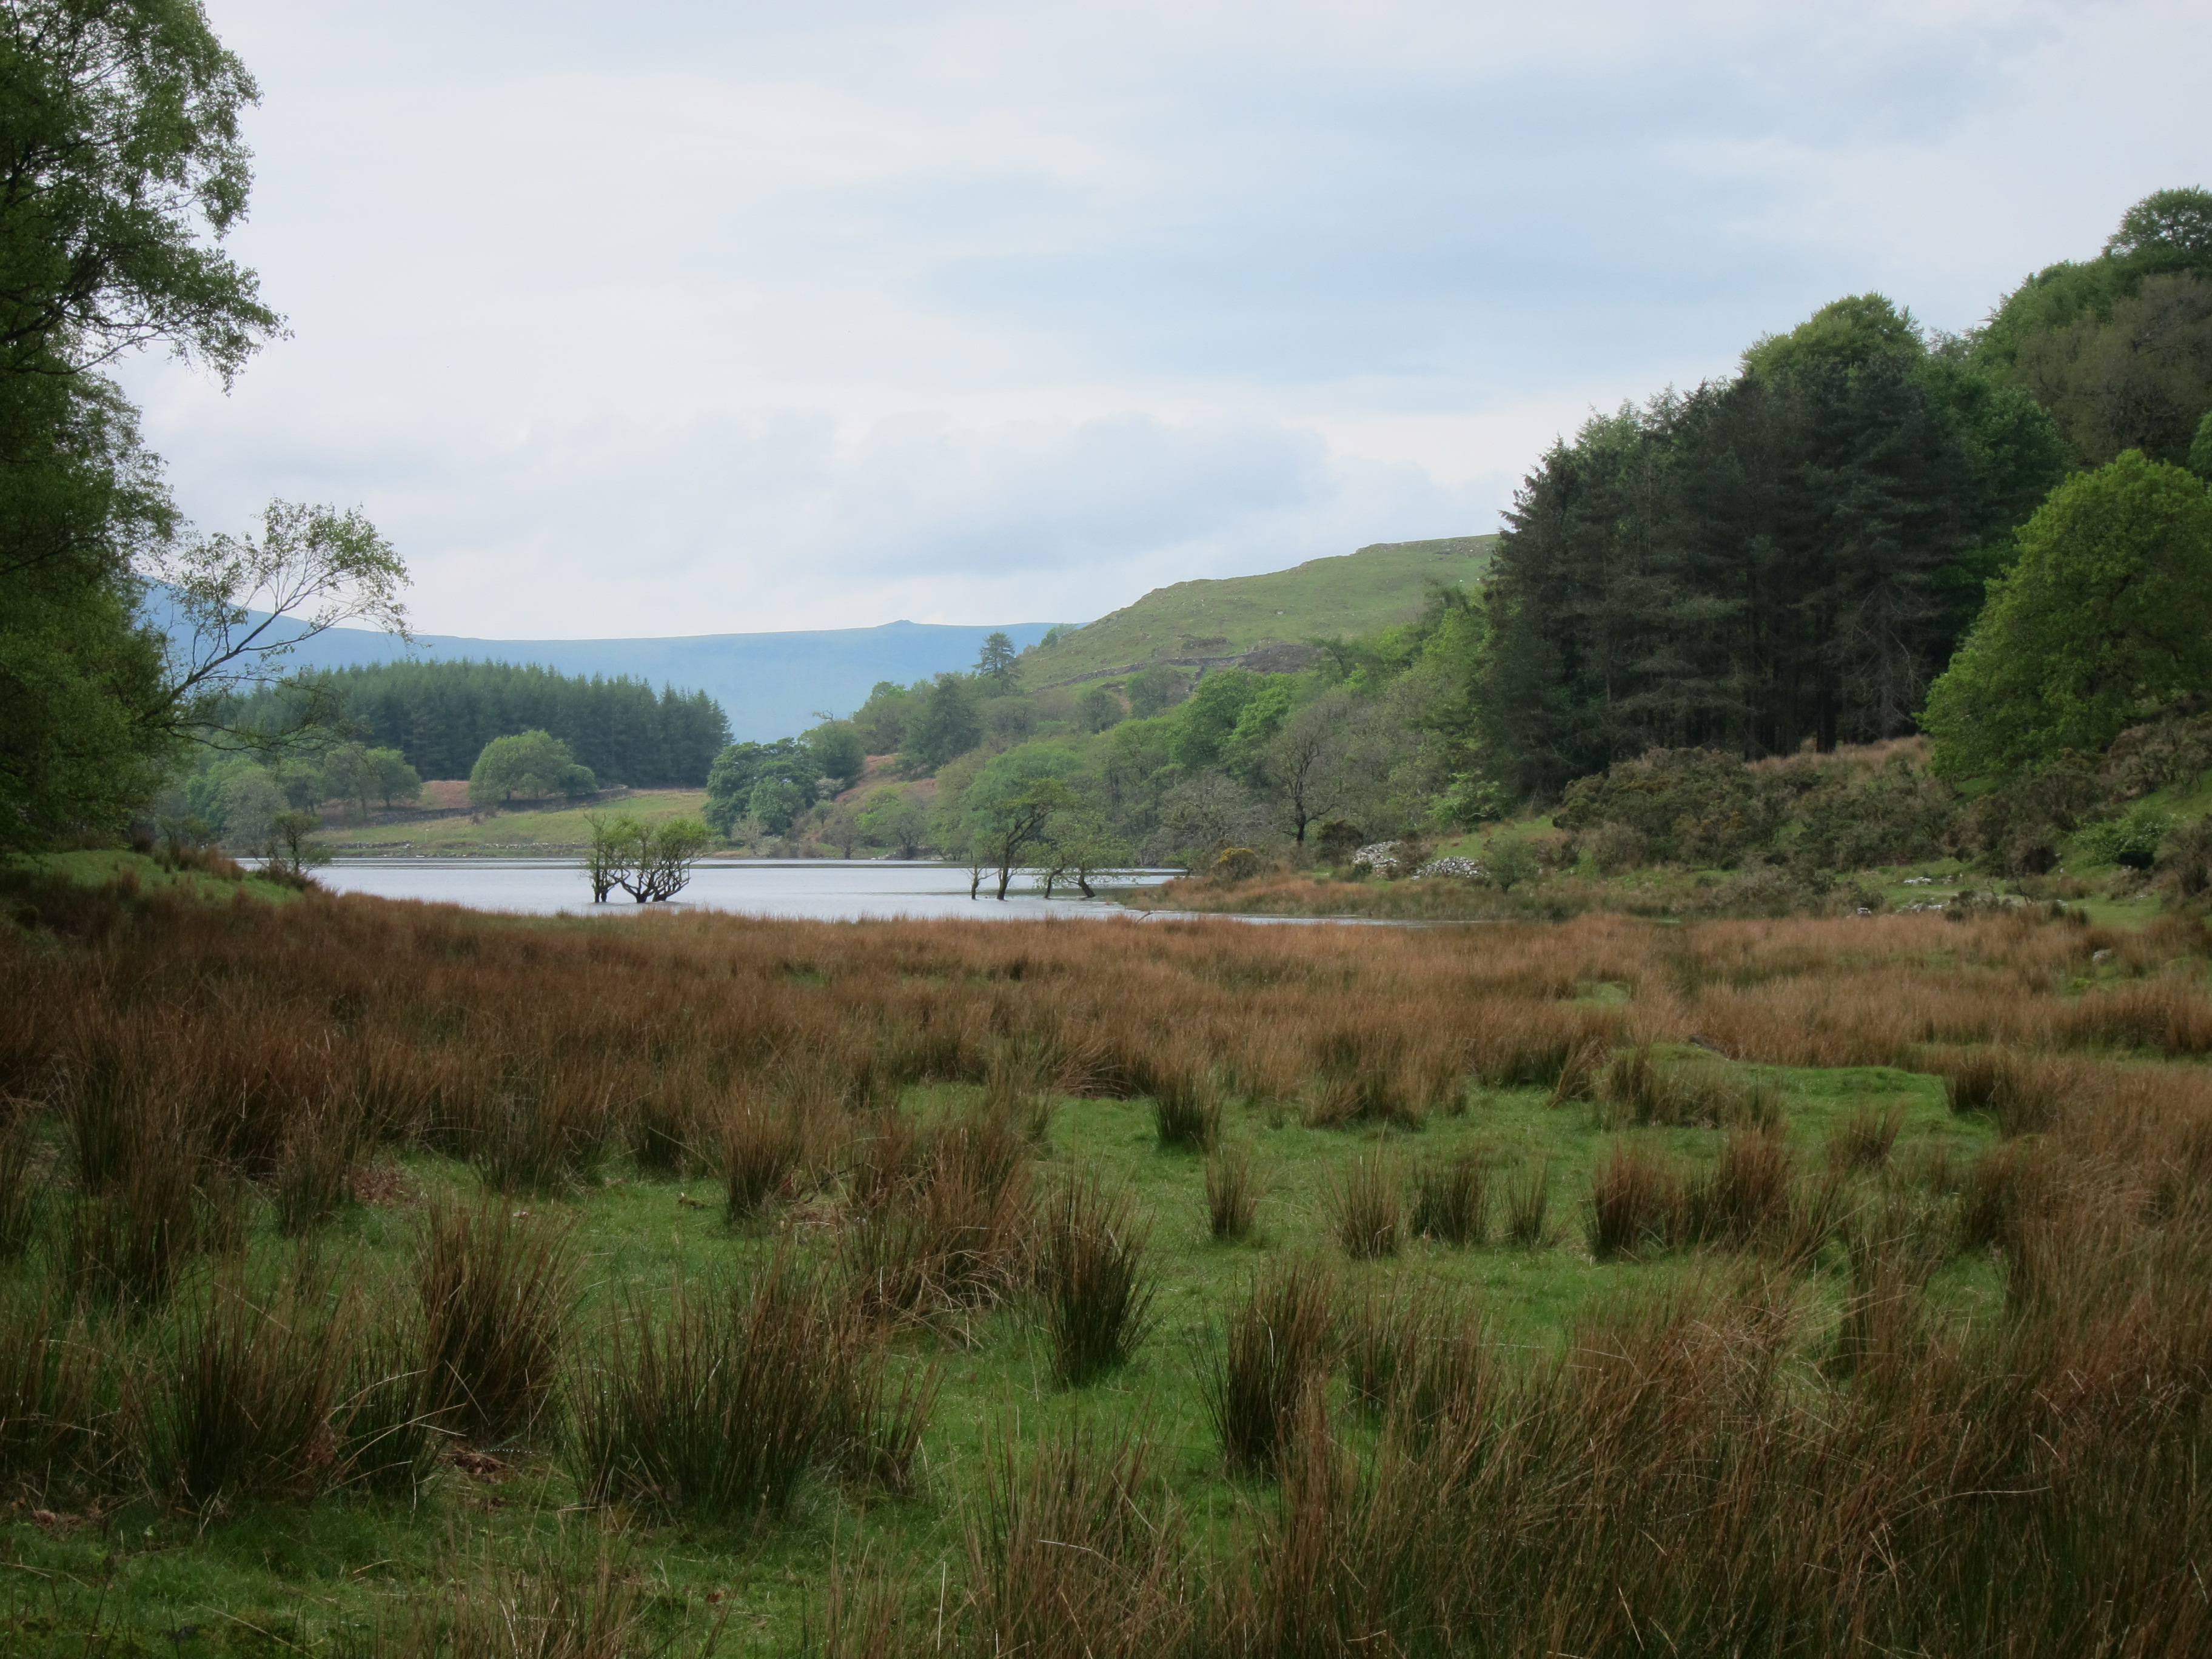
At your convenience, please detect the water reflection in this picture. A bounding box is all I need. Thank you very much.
[310,858,1167,922]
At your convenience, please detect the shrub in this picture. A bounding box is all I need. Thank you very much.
[1410,1150,1488,1246]
[1327,1150,1403,1260]
[418,1198,578,1443]
[1037,1175,1155,1386]
[1204,1258,1336,1476]
[1204,1145,1261,1240]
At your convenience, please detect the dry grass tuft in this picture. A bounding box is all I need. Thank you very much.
[418,1197,578,1443]
[1036,1175,1155,1386]
[1204,1144,1261,1240]
[1326,1149,1403,1259]
[1204,1256,1337,1476]
[1410,1149,1489,1245]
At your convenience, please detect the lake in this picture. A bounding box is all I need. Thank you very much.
[309,857,1171,922]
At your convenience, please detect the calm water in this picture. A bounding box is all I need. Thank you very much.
[310,858,1170,922]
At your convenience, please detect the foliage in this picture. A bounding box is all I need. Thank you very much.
[856,784,930,858]
[1924,452,2212,778]
[470,729,588,807]
[1477,296,2064,797]
[583,813,711,902]
[704,737,819,836]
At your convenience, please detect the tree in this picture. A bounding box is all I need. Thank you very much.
[1039,806,1128,899]
[748,776,809,835]
[468,729,575,806]
[857,785,930,859]
[263,808,328,880]
[974,778,1077,900]
[804,720,867,789]
[821,800,865,857]
[1126,665,1184,720]
[1923,452,2212,778]
[366,747,421,808]
[975,631,1018,685]
[2106,188,2212,263]
[153,500,410,740]
[1264,688,1358,844]
[582,814,712,902]
[903,673,982,773]
[1077,683,1124,733]
[703,739,818,835]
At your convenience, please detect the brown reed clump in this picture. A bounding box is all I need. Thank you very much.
[274,1093,366,1235]
[1204,1144,1261,1239]
[1036,1174,1155,1386]
[841,1105,1034,1321]
[1410,1149,1489,1245]
[1204,1256,1336,1476]
[1934,1047,2077,1136]
[1341,1284,1495,1436]
[1827,1101,1906,1170]
[961,1426,1189,1659]
[151,1261,355,1506]
[1150,1057,1222,1151]
[385,1544,652,1659]
[724,1098,808,1219]
[1326,1149,1403,1260]
[1586,1141,1684,1259]
[0,1108,43,1260]
[418,1196,578,1443]
[0,1291,112,1497]
[1681,1127,1798,1250]
[1503,1162,1552,1248]
[332,1288,441,1497]
[567,1255,916,1517]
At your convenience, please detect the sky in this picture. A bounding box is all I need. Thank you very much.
[118,0,2212,640]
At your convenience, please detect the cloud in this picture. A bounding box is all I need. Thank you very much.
[113,0,2212,635]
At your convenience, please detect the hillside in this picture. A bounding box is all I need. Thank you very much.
[155,601,1057,742]
[1016,535,1495,689]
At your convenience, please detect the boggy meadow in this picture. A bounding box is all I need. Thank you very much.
[3,873,2211,1655]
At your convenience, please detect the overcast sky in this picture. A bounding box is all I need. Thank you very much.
[118,0,2210,638]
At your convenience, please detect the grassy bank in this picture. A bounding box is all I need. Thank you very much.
[310,788,711,854]
[0,873,2206,1652]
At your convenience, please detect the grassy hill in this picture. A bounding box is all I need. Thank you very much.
[1017,534,1495,689]
[312,788,711,854]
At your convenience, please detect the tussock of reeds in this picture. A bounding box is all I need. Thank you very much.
[567,1255,916,1517]
[418,1197,578,1443]
[1410,1148,1488,1245]
[1204,1144,1260,1239]
[1204,1256,1336,1476]
[962,1426,1189,1658]
[1149,1056,1222,1151]
[1503,1162,1552,1247]
[840,1105,1034,1321]
[1036,1175,1155,1386]
[1326,1149,1403,1259]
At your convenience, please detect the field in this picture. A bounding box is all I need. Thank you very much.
[1017,537,1494,690]
[1,862,2208,1654]
[311,789,712,855]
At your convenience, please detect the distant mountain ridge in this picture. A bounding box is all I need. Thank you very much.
[235,617,1059,742]
[1016,535,1495,690]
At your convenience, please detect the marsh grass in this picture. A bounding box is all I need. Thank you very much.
[1410,1149,1488,1245]
[419,1197,578,1443]
[1204,1256,1336,1475]
[962,1426,1188,1659]
[1326,1149,1404,1259]
[1036,1175,1155,1386]
[1203,1144,1260,1239]
[1150,1061,1222,1151]
[153,1261,352,1506]
[1503,1162,1552,1248]
[567,1256,898,1518]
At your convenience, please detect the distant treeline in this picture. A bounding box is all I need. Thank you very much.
[240,661,731,788]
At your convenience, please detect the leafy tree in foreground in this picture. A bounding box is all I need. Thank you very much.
[583,814,711,903]
[1923,452,2212,778]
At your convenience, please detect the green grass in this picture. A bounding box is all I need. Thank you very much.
[3,849,302,903]
[0,1060,1999,1654]
[312,788,711,854]
[1018,536,1495,690]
